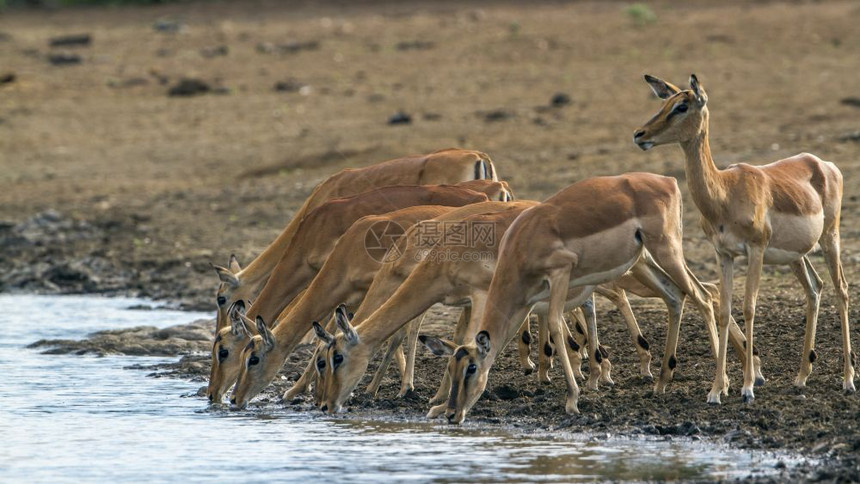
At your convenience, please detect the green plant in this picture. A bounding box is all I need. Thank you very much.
[624,3,657,27]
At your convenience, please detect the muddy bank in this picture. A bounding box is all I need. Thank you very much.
[29,317,213,356]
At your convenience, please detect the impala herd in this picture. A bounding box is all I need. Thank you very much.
[205,75,854,425]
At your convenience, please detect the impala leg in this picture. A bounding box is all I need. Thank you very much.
[516,316,536,375]
[791,256,822,387]
[579,298,613,386]
[563,310,586,381]
[581,293,603,392]
[365,328,406,397]
[739,246,765,404]
[629,255,683,393]
[398,313,425,397]
[709,253,734,405]
[537,311,554,383]
[548,268,581,414]
[283,351,317,402]
[820,232,855,393]
[429,307,471,406]
[596,285,653,380]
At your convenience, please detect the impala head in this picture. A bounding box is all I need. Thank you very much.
[633,74,709,150]
[230,315,281,409]
[420,331,493,425]
[206,301,251,403]
[211,255,248,332]
[314,304,367,414]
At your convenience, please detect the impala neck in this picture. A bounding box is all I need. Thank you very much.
[678,114,726,220]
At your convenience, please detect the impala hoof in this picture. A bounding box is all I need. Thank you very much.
[640,374,654,384]
[565,401,580,415]
[742,389,755,404]
[754,376,766,387]
[844,381,856,395]
[793,375,808,388]
[706,392,722,405]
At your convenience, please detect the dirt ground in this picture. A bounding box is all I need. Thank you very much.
[3,0,860,481]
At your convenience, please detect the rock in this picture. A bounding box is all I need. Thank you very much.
[153,19,185,33]
[387,111,412,125]
[837,131,860,143]
[274,79,305,92]
[48,53,81,66]
[395,40,435,51]
[107,77,149,89]
[168,78,211,97]
[257,40,319,55]
[49,34,92,47]
[480,109,514,122]
[840,97,860,108]
[200,45,228,58]
[0,72,15,84]
[550,92,571,107]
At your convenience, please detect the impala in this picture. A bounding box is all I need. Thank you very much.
[206,182,500,403]
[211,148,501,332]
[634,74,854,403]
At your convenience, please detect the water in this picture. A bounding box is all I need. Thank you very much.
[1,294,796,482]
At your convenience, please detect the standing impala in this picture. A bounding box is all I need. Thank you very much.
[211,148,501,332]
[634,74,854,403]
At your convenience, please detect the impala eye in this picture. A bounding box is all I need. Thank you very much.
[248,355,260,366]
[675,103,688,113]
[333,353,344,368]
[317,358,326,371]
[217,296,226,306]
[218,348,229,361]
[466,363,477,375]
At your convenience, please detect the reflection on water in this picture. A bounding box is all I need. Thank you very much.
[1,295,796,482]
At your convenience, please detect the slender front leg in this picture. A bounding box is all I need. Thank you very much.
[365,328,407,397]
[516,316,536,375]
[708,253,734,404]
[283,352,317,402]
[398,313,426,397]
[741,246,765,403]
[537,311,554,383]
[790,257,822,387]
[548,268,580,414]
[582,292,602,392]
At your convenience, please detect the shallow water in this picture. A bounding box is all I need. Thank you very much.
[2,294,796,482]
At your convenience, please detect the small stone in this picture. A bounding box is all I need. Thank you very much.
[48,53,81,66]
[168,78,211,97]
[49,33,91,47]
[388,111,412,125]
[550,92,571,107]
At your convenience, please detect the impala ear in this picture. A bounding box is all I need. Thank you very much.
[643,74,681,100]
[256,316,275,350]
[211,263,240,288]
[228,254,242,274]
[335,304,359,346]
[689,73,708,106]
[231,311,250,337]
[418,335,457,357]
[312,321,334,345]
[475,330,492,358]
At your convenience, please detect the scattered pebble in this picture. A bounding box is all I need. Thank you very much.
[49,33,92,47]
[153,18,185,33]
[200,45,228,58]
[387,111,412,125]
[550,92,571,107]
[168,78,211,97]
[840,97,860,108]
[0,72,15,84]
[395,40,435,51]
[274,79,306,93]
[48,53,81,66]
[480,109,514,122]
